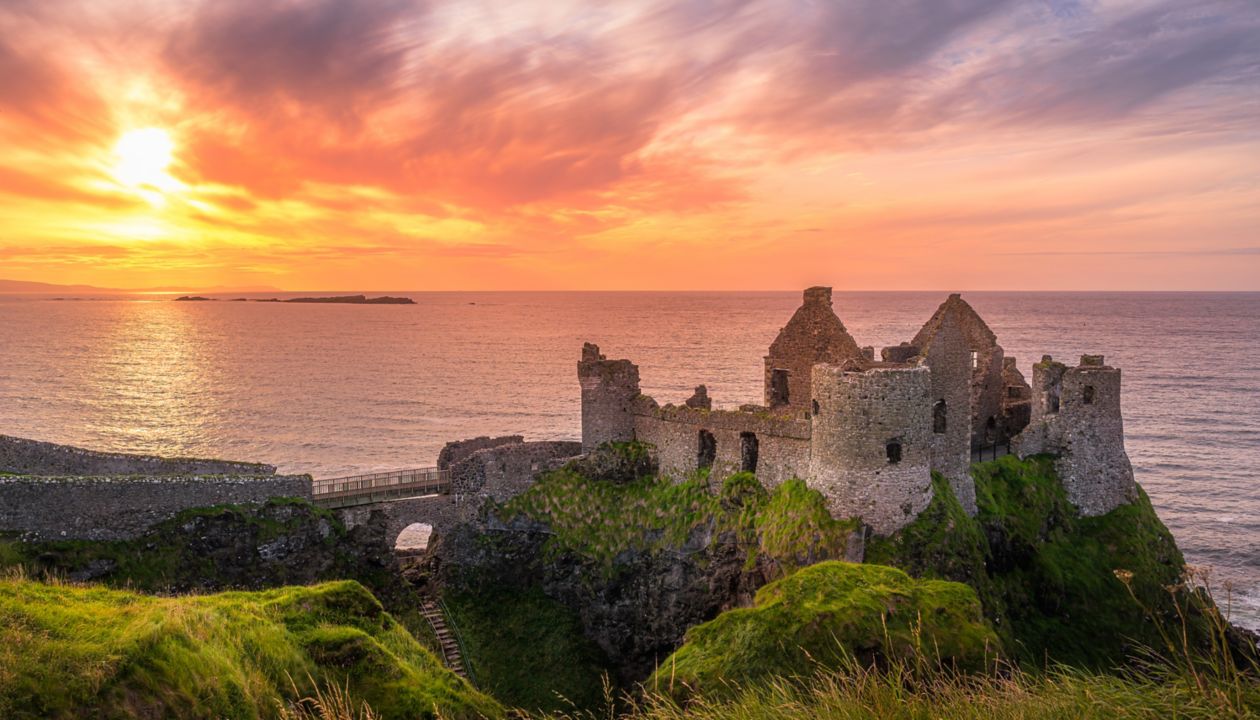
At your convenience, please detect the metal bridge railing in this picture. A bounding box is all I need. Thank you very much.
[312,467,451,502]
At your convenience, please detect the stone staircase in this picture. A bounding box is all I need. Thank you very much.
[419,597,469,681]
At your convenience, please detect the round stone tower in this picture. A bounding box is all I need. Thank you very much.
[808,363,934,535]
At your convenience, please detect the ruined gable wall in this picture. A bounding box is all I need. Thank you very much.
[764,287,865,412]
[0,473,312,541]
[809,365,934,535]
[1013,356,1136,516]
[579,343,641,452]
[917,319,976,514]
[632,405,810,489]
[0,435,276,476]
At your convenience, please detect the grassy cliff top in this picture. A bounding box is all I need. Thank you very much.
[0,577,500,720]
[501,468,858,575]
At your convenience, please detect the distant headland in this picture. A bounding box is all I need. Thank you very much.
[174,294,415,305]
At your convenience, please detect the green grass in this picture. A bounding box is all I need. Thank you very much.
[500,469,857,577]
[560,661,1260,720]
[445,584,613,713]
[649,561,1000,700]
[0,575,502,720]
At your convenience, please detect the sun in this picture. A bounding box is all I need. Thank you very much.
[111,127,178,191]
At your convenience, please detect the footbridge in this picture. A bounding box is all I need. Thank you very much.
[312,467,451,509]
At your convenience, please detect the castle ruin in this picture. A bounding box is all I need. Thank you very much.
[579,287,1137,535]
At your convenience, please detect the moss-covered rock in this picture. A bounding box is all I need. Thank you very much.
[0,578,501,720]
[650,562,1000,699]
[868,455,1207,667]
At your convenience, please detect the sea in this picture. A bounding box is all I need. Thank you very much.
[1,291,1257,631]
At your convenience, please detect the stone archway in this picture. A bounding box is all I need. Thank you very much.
[395,522,434,557]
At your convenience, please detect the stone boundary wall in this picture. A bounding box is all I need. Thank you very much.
[450,440,583,502]
[0,474,312,541]
[0,435,276,476]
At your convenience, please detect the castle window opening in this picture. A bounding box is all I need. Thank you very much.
[770,369,790,406]
[971,351,979,369]
[1083,385,1096,405]
[885,441,902,464]
[985,416,997,443]
[933,400,947,434]
[740,432,759,474]
[1047,390,1060,414]
[697,429,716,470]
[1008,386,1021,399]
[812,399,820,416]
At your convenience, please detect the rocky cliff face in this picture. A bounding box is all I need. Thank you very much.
[432,512,774,682]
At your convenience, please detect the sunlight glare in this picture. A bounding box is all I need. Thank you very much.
[112,128,178,192]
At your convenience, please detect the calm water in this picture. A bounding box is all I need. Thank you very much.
[1,291,1258,630]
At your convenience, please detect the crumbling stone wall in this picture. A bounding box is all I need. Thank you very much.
[763,287,866,412]
[579,343,641,452]
[1013,355,1136,516]
[631,399,810,489]
[0,473,311,541]
[0,435,276,476]
[449,440,582,502]
[809,364,934,535]
[437,435,524,470]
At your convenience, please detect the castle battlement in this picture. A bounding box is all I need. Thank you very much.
[579,289,1138,534]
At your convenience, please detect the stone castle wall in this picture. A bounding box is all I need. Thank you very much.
[809,365,934,535]
[1014,355,1136,516]
[437,435,525,470]
[632,403,810,488]
[0,473,312,541]
[449,440,583,502]
[0,435,276,477]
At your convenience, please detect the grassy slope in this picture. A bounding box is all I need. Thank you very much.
[867,455,1198,667]
[649,561,1000,699]
[0,578,501,720]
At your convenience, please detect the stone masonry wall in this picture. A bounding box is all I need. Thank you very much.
[449,440,583,503]
[809,365,934,536]
[1013,355,1137,516]
[0,435,276,476]
[632,403,810,489]
[0,474,312,541]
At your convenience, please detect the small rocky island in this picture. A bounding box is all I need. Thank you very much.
[175,294,415,304]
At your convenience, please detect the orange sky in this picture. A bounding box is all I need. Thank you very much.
[1,0,1257,291]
